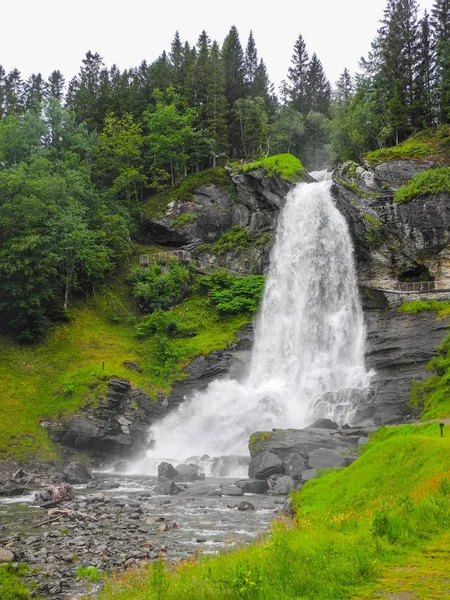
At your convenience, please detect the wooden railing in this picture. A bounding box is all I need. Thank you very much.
[140,250,253,276]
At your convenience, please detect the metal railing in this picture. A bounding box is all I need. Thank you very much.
[360,279,447,293]
[139,250,253,276]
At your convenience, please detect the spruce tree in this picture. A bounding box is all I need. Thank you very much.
[206,40,228,162]
[335,68,354,105]
[0,65,6,118]
[287,34,309,114]
[244,31,258,87]
[415,10,434,127]
[169,30,185,92]
[306,53,331,115]
[222,25,245,107]
[24,73,48,111]
[431,0,450,122]
[47,70,65,100]
[4,69,25,115]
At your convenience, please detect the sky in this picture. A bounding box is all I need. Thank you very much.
[0,0,435,93]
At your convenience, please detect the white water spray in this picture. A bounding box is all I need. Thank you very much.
[133,175,371,472]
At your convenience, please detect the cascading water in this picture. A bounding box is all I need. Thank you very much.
[132,173,371,473]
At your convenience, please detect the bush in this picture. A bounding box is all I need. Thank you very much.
[129,261,192,313]
[206,274,265,316]
[394,167,450,203]
[212,226,254,255]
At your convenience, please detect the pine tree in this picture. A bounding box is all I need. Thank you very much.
[67,51,106,130]
[206,40,229,162]
[306,53,331,115]
[193,30,211,124]
[47,70,65,100]
[148,51,173,94]
[287,34,309,114]
[415,10,434,127]
[4,69,25,115]
[431,0,450,122]
[170,30,185,92]
[244,30,258,87]
[222,25,245,107]
[24,73,48,111]
[335,68,354,105]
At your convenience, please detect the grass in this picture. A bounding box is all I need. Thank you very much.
[394,167,450,203]
[0,564,30,600]
[76,566,104,582]
[239,154,305,183]
[398,300,450,420]
[143,168,229,218]
[364,125,450,167]
[89,423,450,600]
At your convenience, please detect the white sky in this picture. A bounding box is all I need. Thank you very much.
[0,0,435,93]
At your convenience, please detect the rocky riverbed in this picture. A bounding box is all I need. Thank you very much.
[0,469,287,599]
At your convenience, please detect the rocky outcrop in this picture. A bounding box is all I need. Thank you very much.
[44,378,172,457]
[333,160,450,284]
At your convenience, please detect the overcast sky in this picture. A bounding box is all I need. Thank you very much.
[1,0,435,93]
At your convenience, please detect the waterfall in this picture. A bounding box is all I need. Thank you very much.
[132,174,371,473]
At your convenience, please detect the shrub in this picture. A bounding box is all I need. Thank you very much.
[208,275,265,316]
[129,261,192,313]
[212,226,254,255]
[394,167,450,203]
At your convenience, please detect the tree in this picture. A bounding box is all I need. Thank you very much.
[94,112,146,201]
[269,106,304,156]
[232,97,268,158]
[169,30,185,92]
[335,68,354,105]
[287,35,309,114]
[24,73,48,111]
[415,10,434,127]
[432,0,450,122]
[244,31,258,87]
[306,53,331,115]
[222,26,245,108]
[4,69,25,116]
[205,41,229,162]
[47,70,65,100]
[67,51,106,130]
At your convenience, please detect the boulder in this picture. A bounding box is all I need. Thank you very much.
[308,448,347,469]
[301,469,317,482]
[63,462,93,484]
[176,484,221,498]
[235,479,269,494]
[0,548,14,563]
[220,485,244,497]
[237,500,255,511]
[158,462,179,482]
[308,419,339,430]
[267,475,296,495]
[153,481,182,496]
[283,452,307,481]
[248,451,284,480]
[175,464,204,482]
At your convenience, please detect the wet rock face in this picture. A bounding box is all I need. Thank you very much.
[332,161,450,283]
[361,309,449,426]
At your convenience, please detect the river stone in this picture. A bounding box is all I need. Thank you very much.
[308,448,347,469]
[235,479,269,494]
[308,418,339,430]
[301,469,317,481]
[283,452,307,480]
[153,481,182,496]
[237,500,255,511]
[267,475,295,495]
[176,484,221,498]
[0,548,14,563]
[220,485,244,497]
[158,462,179,482]
[248,451,284,480]
[175,464,203,482]
[63,462,93,484]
